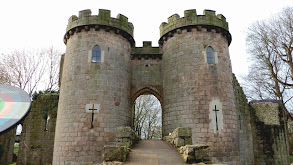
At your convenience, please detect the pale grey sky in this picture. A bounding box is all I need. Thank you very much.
[0,0,292,80]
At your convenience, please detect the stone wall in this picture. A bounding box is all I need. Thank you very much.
[161,12,239,163]
[17,94,58,165]
[232,74,254,165]
[130,41,163,102]
[53,9,133,164]
[0,127,16,163]
[249,100,290,165]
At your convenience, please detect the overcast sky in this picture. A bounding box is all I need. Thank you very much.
[0,0,292,82]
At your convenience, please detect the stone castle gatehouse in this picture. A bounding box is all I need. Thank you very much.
[9,9,290,165]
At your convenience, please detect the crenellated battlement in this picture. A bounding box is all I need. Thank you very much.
[64,9,135,46]
[131,41,162,60]
[159,9,231,45]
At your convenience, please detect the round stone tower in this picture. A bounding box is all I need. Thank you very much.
[159,10,239,163]
[53,9,134,164]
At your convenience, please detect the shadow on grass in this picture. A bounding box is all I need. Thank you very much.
[0,163,16,165]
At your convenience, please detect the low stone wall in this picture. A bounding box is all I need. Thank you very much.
[103,146,128,164]
[164,127,213,164]
[178,144,211,164]
[163,127,192,147]
[116,126,139,148]
[103,126,139,165]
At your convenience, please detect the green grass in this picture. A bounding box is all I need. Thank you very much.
[290,154,293,163]
[13,145,19,155]
[0,163,16,165]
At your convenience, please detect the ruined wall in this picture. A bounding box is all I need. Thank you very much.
[0,127,16,163]
[249,100,290,165]
[17,94,58,165]
[232,74,254,165]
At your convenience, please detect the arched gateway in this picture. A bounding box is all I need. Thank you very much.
[53,9,239,164]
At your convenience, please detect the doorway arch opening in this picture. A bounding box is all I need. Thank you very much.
[132,88,163,140]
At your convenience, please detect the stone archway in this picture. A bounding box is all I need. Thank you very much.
[131,87,163,104]
[131,87,164,138]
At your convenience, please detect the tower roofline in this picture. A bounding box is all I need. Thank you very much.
[159,9,232,46]
[64,9,135,47]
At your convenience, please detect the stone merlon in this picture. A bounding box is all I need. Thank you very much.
[131,41,162,60]
[64,9,134,46]
[159,9,231,45]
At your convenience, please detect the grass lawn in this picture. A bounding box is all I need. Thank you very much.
[290,154,293,163]
[13,145,19,155]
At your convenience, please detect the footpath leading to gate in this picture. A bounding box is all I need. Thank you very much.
[124,140,186,165]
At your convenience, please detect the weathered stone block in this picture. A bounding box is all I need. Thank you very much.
[116,126,133,138]
[195,148,210,160]
[184,145,195,156]
[185,137,192,145]
[179,144,211,163]
[174,127,192,137]
[163,135,172,143]
[117,141,131,148]
[182,154,195,163]
[194,145,210,161]
[103,145,128,162]
[174,138,185,147]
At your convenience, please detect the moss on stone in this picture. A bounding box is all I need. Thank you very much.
[66,9,134,42]
[160,9,229,36]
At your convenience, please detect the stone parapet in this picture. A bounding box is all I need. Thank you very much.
[131,41,162,60]
[159,9,231,45]
[64,9,135,46]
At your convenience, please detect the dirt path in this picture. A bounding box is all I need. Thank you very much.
[124,140,186,165]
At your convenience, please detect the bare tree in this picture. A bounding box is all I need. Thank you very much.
[0,47,61,96]
[244,7,293,111]
[42,47,61,92]
[0,65,11,84]
[134,95,162,139]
